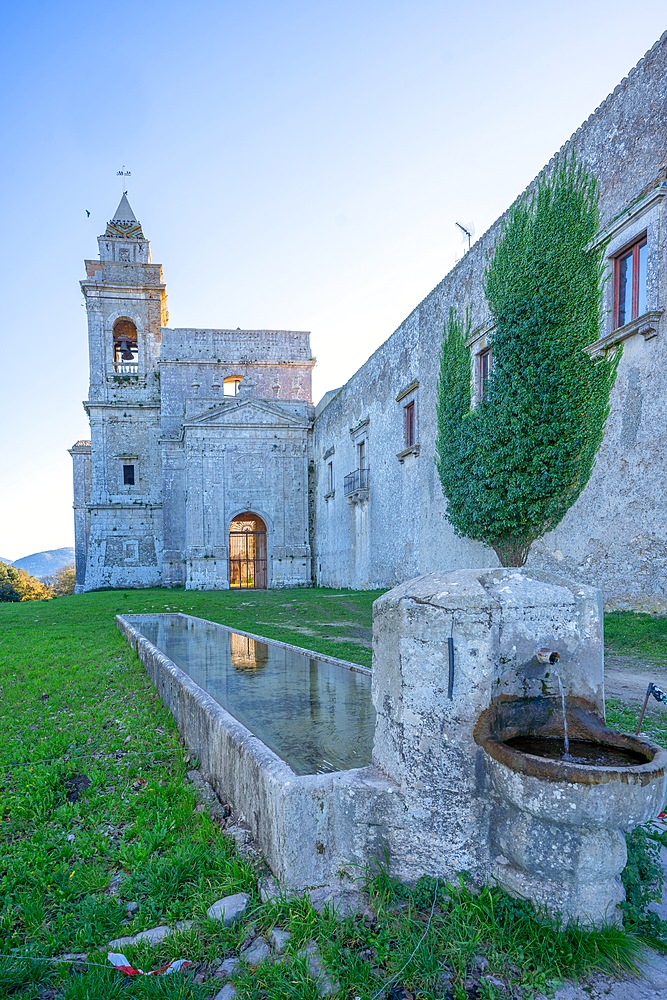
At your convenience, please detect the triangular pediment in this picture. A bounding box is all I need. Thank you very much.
[184,398,311,431]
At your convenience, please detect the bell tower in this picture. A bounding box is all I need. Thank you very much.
[73,194,168,590]
[82,193,167,401]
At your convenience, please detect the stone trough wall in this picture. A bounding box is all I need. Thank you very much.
[116,614,398,898]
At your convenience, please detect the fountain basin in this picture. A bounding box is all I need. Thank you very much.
[475,699,667,926]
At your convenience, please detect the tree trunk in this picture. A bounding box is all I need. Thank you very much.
[491,538,532,567]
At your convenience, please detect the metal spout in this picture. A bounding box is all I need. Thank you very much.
[536,647,560,665]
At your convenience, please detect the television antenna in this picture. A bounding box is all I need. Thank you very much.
[455,221,474,252]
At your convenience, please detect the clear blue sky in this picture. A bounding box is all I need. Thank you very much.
[1,1,665,560]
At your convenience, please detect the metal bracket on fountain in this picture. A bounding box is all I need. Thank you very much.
[636,683,667,734]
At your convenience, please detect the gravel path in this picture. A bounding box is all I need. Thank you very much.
[605,655,667,708]
[544,951,667,1000]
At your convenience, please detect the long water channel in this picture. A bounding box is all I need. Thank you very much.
[129,614,375,776]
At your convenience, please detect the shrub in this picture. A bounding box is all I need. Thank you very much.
[45,563,76,596]
[0,562,51,601]
[436,159,619,566]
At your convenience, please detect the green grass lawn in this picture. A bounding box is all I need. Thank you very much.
[0,588,664,999]
[604,611,667,666]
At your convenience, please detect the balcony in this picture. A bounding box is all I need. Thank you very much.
[344,467,369,503]
[113,361,139,375]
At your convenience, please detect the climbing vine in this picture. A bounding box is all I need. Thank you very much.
[436,158,619,566]
[622,825,667,944]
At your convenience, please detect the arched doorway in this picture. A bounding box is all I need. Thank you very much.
[229,512,267,589]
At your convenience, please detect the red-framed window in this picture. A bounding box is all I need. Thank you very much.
[404,401,416,447]
[614,236,647,329]
[478,347,492,398]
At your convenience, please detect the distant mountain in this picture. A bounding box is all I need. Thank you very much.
[12,548,75,580]
[0,557,13,566]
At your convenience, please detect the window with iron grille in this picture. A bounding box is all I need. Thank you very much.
[614,236,647,329]
[404,401,416,448]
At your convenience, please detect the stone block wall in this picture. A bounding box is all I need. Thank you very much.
[83,505,163,589]
[69,441,92,593]
[313,32,667,608]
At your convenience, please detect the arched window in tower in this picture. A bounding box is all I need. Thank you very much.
[224,375,243,396]
[113,319,138,374]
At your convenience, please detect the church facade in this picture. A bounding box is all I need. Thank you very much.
[72,32,667,607]
[70,194,314,592]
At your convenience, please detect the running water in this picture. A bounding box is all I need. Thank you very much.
[555,669,570,756]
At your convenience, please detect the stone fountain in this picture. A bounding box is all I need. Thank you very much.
[371,568,667,926]
[119,567,667,927]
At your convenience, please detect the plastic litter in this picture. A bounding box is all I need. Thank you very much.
[108,952,192,976]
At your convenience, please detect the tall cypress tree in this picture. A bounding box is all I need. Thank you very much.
[436,159,619,567]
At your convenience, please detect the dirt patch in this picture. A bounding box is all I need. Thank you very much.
[65,774,91,803]
[604,652,667,708]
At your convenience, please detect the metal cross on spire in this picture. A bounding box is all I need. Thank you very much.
[116,165,131,194]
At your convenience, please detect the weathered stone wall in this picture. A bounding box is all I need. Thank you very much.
[158,328,314,589]
[313,32,667,608]
[69,441,92,593]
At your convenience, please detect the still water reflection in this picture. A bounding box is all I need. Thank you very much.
[130,615,375,776]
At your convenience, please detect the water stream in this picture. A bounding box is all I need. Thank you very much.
[555,668,570,756]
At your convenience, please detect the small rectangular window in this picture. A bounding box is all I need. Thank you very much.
[123,540,139,563]
[327,461,334,495]
[478,347,492,398]
[123,464,135,486]
[614,236,647,329]
[404,401,416,447]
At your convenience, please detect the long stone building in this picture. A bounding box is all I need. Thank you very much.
[72,32,667,608]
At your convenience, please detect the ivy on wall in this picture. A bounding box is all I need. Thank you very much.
[436,159,619,567]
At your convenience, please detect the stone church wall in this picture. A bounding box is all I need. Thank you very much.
[313,32,667,608]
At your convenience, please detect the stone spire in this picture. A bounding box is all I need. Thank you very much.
[104,193,145,240]
[97,193,150,263]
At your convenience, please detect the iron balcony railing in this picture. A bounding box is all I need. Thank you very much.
[344,468,370,497]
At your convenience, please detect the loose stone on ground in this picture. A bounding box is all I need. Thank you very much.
[240,934,271,965]
[186,769,232,823]
[206,892,250,925]
[258,873,281,902]
[214,956,240,979]
[269,926,291,953]
[108,925,172,949]
[212,985,237,1000]
[108,919,192,949]
[296,940,340,995]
